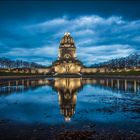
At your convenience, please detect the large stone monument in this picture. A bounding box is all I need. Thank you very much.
[52,32,82,74]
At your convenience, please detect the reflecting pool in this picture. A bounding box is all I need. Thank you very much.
[0,78,140,139]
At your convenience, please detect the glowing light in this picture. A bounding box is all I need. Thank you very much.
[65,117,71,122]
[64,32,70,36]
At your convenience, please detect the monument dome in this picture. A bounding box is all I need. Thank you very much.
[60,32,75,48]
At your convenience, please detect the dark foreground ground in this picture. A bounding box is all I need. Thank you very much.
[0,121,140,140]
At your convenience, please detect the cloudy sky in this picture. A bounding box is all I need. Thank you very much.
[0,0,140,66]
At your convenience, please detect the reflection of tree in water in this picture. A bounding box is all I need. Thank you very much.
[1,78,139,96]
[0,79,49,96]
[82,79,140,93]
[0,78,140,121]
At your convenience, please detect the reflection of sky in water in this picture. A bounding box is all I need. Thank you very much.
[77,85,139,122]
[0,78,140,131]
[0,86,61,123]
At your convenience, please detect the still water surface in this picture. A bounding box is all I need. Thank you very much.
[0,78,140,134]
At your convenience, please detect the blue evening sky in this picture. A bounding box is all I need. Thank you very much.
[0,0,140,66]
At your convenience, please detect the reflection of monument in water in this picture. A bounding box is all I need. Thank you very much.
[0,78,140,121]
[0,78,140,95]
[53,78,82,121]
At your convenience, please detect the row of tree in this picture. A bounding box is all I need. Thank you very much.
[91,53,140,69]
[1,53,140,69]
[0,57,46,69]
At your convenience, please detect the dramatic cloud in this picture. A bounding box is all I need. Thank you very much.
[0,15,140,66]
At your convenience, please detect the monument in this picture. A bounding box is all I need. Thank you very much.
[52,32,82,75]
[37,32,104,75]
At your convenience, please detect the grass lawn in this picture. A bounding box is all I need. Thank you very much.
[83,70,140,76]
[0,71,41,76]
[0,70,140,77]
[99,71,140,76]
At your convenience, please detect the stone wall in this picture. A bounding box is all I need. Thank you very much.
[81,68,106,73]
[54,63,81,74]
[37,68,51,74]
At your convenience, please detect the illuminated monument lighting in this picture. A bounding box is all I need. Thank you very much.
[38,32,102,75]
[54,78,81,122]
[53,32,82,75]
